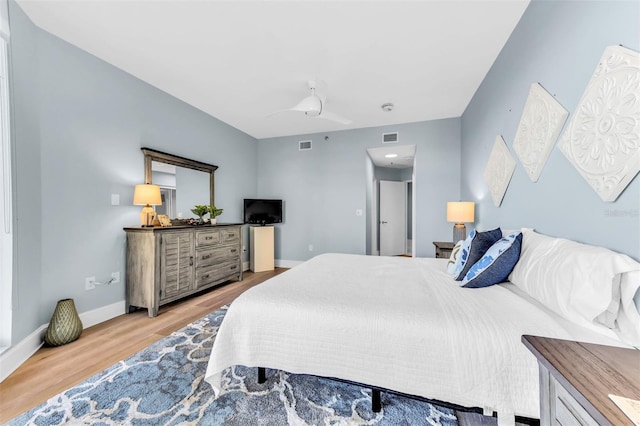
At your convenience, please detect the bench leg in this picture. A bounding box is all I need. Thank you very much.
[372,388,381,412]
[258,367,266,384]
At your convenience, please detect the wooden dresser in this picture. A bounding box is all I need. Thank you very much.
[522,335,640,426]
[124,224,243,317]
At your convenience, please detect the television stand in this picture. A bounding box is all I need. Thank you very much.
[250,226,274,272]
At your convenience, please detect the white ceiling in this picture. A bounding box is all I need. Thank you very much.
[368,145,416,169]
[16,0,530,140]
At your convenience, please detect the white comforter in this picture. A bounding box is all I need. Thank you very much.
[205,253,629,423]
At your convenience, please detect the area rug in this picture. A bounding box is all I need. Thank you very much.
[8,305,458,425]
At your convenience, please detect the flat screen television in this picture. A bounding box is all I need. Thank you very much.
[243,199,283,225]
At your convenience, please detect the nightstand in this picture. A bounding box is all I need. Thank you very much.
[433,241,455,259]
[522,335,640,426]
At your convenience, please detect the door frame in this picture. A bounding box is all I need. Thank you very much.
[372,178,414,256]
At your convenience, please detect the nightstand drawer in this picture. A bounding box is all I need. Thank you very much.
[554,380,599,426]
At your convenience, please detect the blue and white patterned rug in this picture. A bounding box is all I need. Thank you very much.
[8,306,458,425]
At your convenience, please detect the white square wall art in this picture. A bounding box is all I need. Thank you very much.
[559,45,640,202]
[484,135,516,207]
[513,83,569,182]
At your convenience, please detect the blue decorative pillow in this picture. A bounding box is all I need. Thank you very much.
[449,233,473,277]
[454,227,502,281]
[461,232,523,288]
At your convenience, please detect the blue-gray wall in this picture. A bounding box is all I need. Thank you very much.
[9,1,258,344]
[461,0,640,260]
[257,119,461,261]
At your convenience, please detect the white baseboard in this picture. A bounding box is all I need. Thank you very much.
[79,300,126,329]
[0,300,126,383]
[275,259,304,268]
[0,324,46,383]
[242,261,250,272]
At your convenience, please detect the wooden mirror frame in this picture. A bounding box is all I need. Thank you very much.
[141,147,218,206]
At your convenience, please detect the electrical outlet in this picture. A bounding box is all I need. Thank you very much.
[308,244,313,251]
[85,277,96,291]
[111,271,121,284]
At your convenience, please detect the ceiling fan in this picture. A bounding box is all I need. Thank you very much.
[270,81,352,125]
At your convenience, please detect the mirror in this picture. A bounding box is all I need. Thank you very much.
[142,148,218,219]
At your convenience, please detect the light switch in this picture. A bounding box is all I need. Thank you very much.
[111,194,120,206]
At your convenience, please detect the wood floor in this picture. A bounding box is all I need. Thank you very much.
[0,267,525,426]
[0,268,286,423]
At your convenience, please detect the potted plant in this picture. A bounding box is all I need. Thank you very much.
[190,205,209,224]
[208,205,223,224]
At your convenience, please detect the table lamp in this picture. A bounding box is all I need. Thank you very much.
[447,201,475,242]
[134,184,162,227]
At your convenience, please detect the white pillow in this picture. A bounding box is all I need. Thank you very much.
[508,230,640,345]
[616,271,640,346]
[446,240,464,275]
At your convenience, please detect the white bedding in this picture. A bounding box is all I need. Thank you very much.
[205,253,631,423]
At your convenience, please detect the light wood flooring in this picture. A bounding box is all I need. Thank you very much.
[0,267,526,426]
[0,268,286,423]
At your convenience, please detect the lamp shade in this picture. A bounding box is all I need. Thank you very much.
[133,184,162,206]
[447,202,475,223]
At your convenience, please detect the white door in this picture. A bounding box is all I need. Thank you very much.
[379,180,406,256]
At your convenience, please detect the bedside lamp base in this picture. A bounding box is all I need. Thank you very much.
[452,223,466,243]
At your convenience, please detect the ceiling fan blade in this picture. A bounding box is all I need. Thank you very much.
[267,96,319,117]
[318,110,352,125]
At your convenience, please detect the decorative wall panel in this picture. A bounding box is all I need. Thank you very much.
[559,45,640,202]
[513,83,569,182]
[484,136,516,207]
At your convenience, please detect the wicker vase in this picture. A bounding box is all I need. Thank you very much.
[44,298,83,346]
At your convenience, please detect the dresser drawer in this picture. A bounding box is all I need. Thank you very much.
[196,259,240,288]
[195,229,221,247]
[221,228,240,243]
[196,244,241,268]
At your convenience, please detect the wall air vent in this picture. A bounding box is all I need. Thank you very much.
[299,140,312,151]
[382,132,399,144]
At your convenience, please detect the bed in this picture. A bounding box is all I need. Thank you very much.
[205,229,640,425]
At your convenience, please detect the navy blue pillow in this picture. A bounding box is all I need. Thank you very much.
[461,232,523,288]
[454,227,502,281]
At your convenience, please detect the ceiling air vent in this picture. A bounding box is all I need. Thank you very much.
[299,140,312,151]
[382,132,399,144]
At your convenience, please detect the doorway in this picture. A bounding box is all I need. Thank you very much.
[379,180,407,256]
[366,145,416,257]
